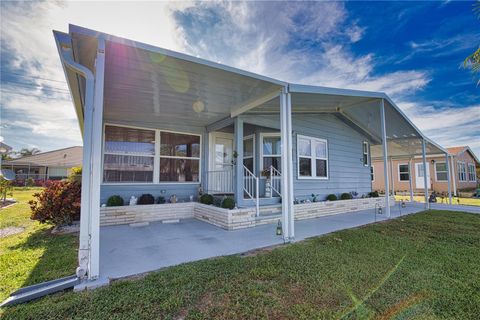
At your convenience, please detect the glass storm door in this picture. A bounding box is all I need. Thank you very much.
[415,162,431,190]
[209,133,234,193]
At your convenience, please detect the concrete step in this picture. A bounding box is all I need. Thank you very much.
[258,205,282,216]
[1,275,79,307]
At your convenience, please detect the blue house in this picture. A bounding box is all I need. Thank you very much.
[54,25,449,283]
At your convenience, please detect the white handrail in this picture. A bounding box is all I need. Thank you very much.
[207,168,234,194]
[270,165,281,197]
[243,165,259,217]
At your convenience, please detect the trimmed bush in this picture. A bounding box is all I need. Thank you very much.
[221,197,235,209]
[200,194,214,205]
[368,191,379,198]
[156,196,166,204]
[340,193,353,200]
[138,194,155,205]
[106,195,124,207]
[29,180,81,226]
[326,194,337,201]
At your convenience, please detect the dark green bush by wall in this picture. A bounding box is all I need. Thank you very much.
[340,193,353,200]
[221,197,235,209]
[200,194,214,205]
[326,194,337,201]
[106,195,124,207]
[138,194,155,205]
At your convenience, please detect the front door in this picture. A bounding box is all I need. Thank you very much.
[209,133,234,193]
[415,162,431,189]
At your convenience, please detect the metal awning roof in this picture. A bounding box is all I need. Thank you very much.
[55,25,446,158]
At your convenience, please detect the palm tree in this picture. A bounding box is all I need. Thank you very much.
[18,147,41,157]
[464,1,480,85]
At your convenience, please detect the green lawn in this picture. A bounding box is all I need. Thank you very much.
[0,188,77,304]
[1,206,479,319]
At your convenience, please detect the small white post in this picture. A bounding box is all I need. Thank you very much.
[422,139,429,209]
[446,153,452,205]
[450,155,457,197]
[280,88,290,241]
[408,158,414,202]
[390,157,395,196]
[380,99,390,218]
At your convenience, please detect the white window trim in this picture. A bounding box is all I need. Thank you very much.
[398,163,410,182]
[458,161,467,182]
[434,161,448,182]
[243,134,255,173]
[260,132,281,179]
[363,141,370,167]
[371,165,375,182]
[468,163,477,182]
[296,134,329,180]
[102,123,202,185]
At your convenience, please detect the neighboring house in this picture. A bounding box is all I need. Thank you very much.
[54,25,447,282]
[1,146,83,183]
[372,145,478,195]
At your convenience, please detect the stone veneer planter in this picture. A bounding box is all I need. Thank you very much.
[100,196,395,230]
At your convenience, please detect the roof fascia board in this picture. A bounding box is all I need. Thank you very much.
[68,24,287,87]
[53,30,85,135]
[289,84,385,99]
[463,147,480,164]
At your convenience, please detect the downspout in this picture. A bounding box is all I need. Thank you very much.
[57,44,95,279]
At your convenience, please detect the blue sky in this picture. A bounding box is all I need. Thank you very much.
[1,1,479,156]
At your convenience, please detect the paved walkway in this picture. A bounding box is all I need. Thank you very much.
[77,201,478,289]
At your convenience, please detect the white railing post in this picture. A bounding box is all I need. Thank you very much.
[380,99,391,218]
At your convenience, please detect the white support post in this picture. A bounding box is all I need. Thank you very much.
[422,139,429,209]
[408,158,414,202]
[450,155,457,197]
[286,89,294,240]
[234,117,244,207]
[390,157,395,196]
[280,89,290,241]
[88,38,106,279]
[446,153,452,205]
[380,99,391,218]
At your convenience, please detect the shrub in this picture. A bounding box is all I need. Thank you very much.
[106,195,124,207]
[326,194,337,201]
[0,177,13,202]
[200,194,214,205]
[138,194,155,205]
[157,196,166,204]
[221,197,235,209]
[340,193,353,200]
[368,191,379,198]
[29,180,81,226]
[68,167,82,183]
[25,178,35,187]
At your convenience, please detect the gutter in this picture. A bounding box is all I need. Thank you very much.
[53,30,95,280]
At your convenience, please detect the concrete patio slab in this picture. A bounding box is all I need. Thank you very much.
[76,201,478,289]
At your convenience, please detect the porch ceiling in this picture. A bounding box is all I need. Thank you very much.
[69,25,283,131]
[252,86,446,158]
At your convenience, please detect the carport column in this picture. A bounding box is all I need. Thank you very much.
[286,88,294,240]
[234,117,244,208]
[390,157,395,196]
[408,158,414,202]
[280,88,291,241]
[450,155,457,197]
[446,153,452,205]
[379,99,391,218]
[421,139,429,209]
[89,37,106,279]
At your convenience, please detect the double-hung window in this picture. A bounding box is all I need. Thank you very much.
[297,135,328,179]
[243,135,255,173]
[458,162,467,181]
[262,134,281,171]
[435,162,448,181]
[468,163,476,182]
[398,164,410,181]
[103,125,155,182]
[362,141,369,166]
[160,132,200,182]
